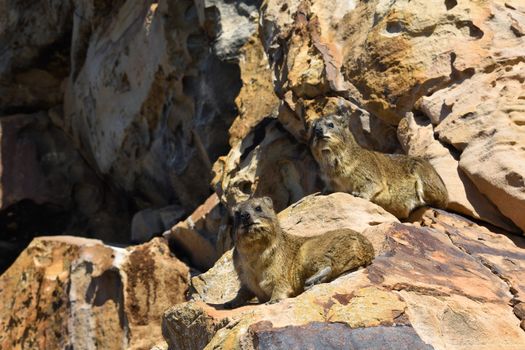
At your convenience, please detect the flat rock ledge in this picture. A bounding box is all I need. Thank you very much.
[162,204,525,350]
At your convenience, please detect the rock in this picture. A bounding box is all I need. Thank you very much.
[62,0,261,212]
[212,119,320,212]
[162,207,525,349]
[258,0,525,235]
[0,112,131,272]
[162,301,232,350]
[418,56,525,233]
[189,250,240,305]
[0,0,72,113]
[123,238,190,350]
[397,112,519,233]
[131,205,185,243]
[240,322,432,350]
[0,236,189,350]
[164,194,224,271]
[150,342,168,350]
[279,193,399,238]
[229,32,279,147]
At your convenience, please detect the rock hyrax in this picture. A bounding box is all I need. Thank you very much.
[224,197,374,308]
[310,113,448,219]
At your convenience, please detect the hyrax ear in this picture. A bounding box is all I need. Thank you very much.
[262,196,273,209]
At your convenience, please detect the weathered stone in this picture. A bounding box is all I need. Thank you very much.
[164,194,223,271]
[0,236,189,350]
[131,205,185,243]
[397,112,519,233]
[189,250,241,305]
[212,120,320,212]
[0,0,72,113]
[162,301,231,350]
[279,193,399,238]
[163,207,525,349]
[245,323,432,350]
[258,0,525,236]
[0,112,131,272]
[419,59,525,233]
[228,30,279,146]
[62,0,262,212]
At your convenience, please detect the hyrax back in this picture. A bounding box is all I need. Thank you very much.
[225,197,374,308]
[310,114,448,219]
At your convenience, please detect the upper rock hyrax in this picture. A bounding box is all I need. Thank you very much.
[310,113,448,219]
[224,197,374,308]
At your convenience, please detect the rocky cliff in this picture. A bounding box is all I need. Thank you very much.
[0,0,524,349]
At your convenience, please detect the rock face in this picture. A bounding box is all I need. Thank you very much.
[1,0,525,349]
[0,236,189,350]
[62,0,261,211]
[0,0,72,114]
[0,112,131,273]
[256,0,525,233]
[163,206,525,350]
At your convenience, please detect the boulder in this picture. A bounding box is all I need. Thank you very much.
[0,236,189,350]
[162,208,525,349]
[131,205,185,243]
[164,193,224,271]
[212,119,320,212]
[397,112,519,233]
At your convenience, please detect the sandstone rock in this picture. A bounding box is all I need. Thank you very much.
[0,236,189,350]
[279,192,399,238]
[131,205,185,243]
[212,119,320,212]
[150,342,168,350]
[0,0,72,113]
[164,194,224,271]
[0,112,131,272]
[162,208,525,349]
[397,112,519,233]
[62,0,261,212]
[228,30,279,146]
[258,0,525,236]
[419,58,525,233]
[189,250,241,305]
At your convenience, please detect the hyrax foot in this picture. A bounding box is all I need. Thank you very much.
[304,266,332,289]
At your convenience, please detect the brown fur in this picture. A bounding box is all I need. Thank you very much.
[310,114,448,219]
[224,197,374,308]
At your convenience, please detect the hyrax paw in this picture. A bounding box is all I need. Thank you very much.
[265,299,281,305]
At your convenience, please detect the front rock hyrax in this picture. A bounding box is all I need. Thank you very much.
[310,113,448,219]
[224,197,374,308]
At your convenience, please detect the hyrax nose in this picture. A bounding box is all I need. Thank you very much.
[240,211,251,224]
[314,126,323,138]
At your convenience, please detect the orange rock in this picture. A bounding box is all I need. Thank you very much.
[0,236,189,350]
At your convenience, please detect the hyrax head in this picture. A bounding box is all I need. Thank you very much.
[310,114,349,148]
[232,197,277,242]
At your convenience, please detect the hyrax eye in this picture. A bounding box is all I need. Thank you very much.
[255,205,262,212]
[327,122,334,128]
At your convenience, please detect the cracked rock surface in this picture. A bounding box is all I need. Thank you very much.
[1,0,525,349]
[163,204,525,350]
[0,236,189,349]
